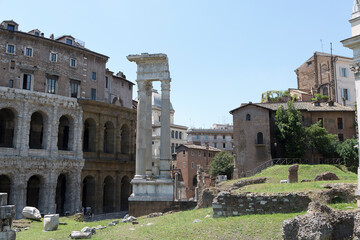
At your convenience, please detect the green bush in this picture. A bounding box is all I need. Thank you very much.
[210,151,234,179]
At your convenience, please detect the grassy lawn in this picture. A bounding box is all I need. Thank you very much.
[16,208,305,240]
[219,164,357,193]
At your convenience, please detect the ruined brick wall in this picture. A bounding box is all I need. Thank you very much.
[212,192,311,218]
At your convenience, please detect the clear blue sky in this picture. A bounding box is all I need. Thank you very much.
[0,0,355,128]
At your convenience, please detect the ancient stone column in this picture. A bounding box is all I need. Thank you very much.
[159,80,171,179]
[134,81,148,179]
[145,82,153,177]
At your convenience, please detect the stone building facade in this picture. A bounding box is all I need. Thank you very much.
[187,124,234,153]
[0,20,136,217]
[295,52,356,107]
[230,102,356,178]
[174,144,220,199]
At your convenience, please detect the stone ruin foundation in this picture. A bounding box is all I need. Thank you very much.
[283,202,360,240]
[0,193,16,240]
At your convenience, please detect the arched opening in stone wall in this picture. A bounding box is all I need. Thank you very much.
[121,124,130,154]
[82,176,95,210]
[0,175,11,204]
[55,174,67,215]
[104,121,114,153]
[120,176,131,211]
[58,116,72,151]
[29,112,45,149]
[257,132,264,144]
[26,175,40,208]
[83,118,96,152]
[193,175,198,187]
[112,97,118,105]
[103,176,114,213]
[0,108,15,148]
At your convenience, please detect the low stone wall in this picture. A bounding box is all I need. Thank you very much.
[212,192,311,218]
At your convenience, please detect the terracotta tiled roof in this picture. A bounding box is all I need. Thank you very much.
[230,102,354,114]
[179,144,221,152]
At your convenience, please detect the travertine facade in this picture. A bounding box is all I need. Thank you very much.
[0,20,136,217]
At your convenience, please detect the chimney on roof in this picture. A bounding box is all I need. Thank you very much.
[50,34,54,40]
[40,33,44,37]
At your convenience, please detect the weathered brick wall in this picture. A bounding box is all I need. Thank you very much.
[212,192,311,218]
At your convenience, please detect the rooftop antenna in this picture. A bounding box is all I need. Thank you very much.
[320,39,324,52]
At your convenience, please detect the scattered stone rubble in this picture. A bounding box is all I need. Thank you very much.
[121,214,137,223]
[283,202,360,240]
[288,164,299,183]
[43,214,59,231]
[22,207,41,221]
[0,193,16,240]
[314,172,339,181]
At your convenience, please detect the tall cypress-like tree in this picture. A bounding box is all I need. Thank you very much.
[275,101,306,158]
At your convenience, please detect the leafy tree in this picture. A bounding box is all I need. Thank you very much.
[275,101,306,158]
[209,151,234,179]
[336,138,359,172]
[305,122,339,158]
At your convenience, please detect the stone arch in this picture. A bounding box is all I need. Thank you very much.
[82,175,96,210]
[120,176,131,211]
[112,97,118,105]
[26,175,44,209]
[257,132,264,144]
[55,174,67,215]
[58,115,74,151]
[104,121,115,153]
[0,175,11,204]
[29,111,48,149]
[121,124,130,154]
[103,176,114,213]
[83,118,96,152]
[0,108,16,148]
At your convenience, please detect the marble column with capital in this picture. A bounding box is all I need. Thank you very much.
[134,81,152,179]
[159,79,171,179]
[145,81,153,177]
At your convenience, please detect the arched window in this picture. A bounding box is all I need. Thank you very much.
[171,130,174,138]
[257,132,264,144]
[192,175,197,187]
[179,132,182,139]
[121,124,130,154]
[171,143,175,153]
[104,121,115,153]
[0,108,15,148]
[83,118,96,152]
[246,114,251,121]
[29,112,45,149]
[175,131,178,139]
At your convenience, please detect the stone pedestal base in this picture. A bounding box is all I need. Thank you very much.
[129,178,174,216]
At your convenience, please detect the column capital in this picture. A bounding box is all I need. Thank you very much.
[161,79,171,91]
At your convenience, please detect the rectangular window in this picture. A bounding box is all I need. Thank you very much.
[191,162,194,169]
[91,88,96,100]
[337,118,343,130]
[129,83,132,90]
[196,134,199,140]
[50,52,57,62]
[191,151,194,156]
[23,74,31,90]
[183,150,185,156]
[198,151,201,156]
[214,143,217,148]
[10,60,15,70]
[342,88,350,101]
[70,81,79,98]
[66,38,73,45]
[70,58,76,67]
[105,76,108,88]
[223,143,226,148]
[121,81,124,87]
[25,47,32,57]
[6,44,15,54]
[214,135,217,139]
[340,67,348,77]
[318,118,323,127]
[47,78,56,94]
[92,72,96,80]
[9,80,13,88]
[7,24,15,31]
[183,162,186,168]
